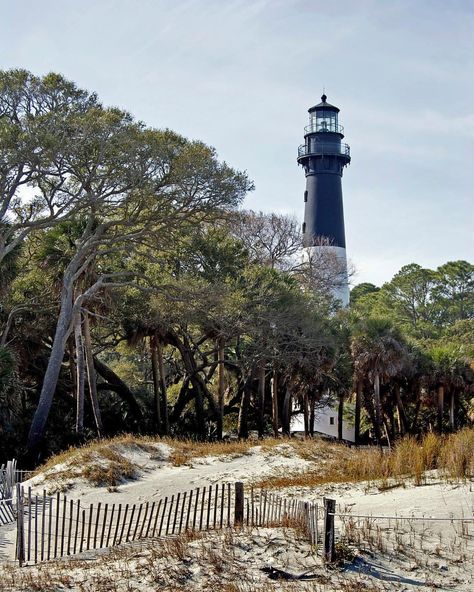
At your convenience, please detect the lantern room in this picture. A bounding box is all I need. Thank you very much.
[306,94,343,135]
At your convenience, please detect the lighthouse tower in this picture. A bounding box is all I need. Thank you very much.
[297,94,351,306]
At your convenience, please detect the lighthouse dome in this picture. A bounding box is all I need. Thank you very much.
[308,94,340,113]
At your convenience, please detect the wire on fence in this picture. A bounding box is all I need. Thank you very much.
[331,513,474,522]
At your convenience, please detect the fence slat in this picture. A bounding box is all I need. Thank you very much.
[199,488,206,531]
[165,495,174,535]
[172,493,180,534]
[34,495,38,563]
[220,484,225,529]
[206,485,212,530]
[80,509,86,553]
[60,495,67,557]
[112,504,122,546]
[213,485,218,528]
[178,492,186,534]
[139,502,149,540]
[158,497,168,536]
[106,504,115,548]
[100,504,108,548]
[126,504,136,542]
[185,491,193,532]
[152,499,162,537]
[144,502,155,538]
[67,499,74,555]
[132,503,143,541]
[86,504,93,551]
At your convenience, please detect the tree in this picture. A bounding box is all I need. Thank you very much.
[0,70,98,266]
[25,76,252,454]
[429,346,473,433]
[382,264,437,338]
[351,319,406,445]
[350,283,379,306]
[433,261,474,325]
[231,210,301,271]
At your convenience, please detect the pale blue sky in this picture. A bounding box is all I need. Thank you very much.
[1,0,473,285]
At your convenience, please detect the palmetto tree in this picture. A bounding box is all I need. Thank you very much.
[351,318,406,445]
[429,345,473,432]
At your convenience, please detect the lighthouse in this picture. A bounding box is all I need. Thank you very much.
[297,94,351,306]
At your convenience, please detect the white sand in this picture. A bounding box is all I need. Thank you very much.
[1,442,473,590]
[24,443,313,505]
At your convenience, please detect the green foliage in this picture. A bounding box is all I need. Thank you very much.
[350,282,379,305]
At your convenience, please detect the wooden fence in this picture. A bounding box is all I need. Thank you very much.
[1,460,18,501]
[14,484,324,566]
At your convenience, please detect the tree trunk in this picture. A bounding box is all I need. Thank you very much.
[355,381,362,445]
[271,369,279,438]
[216,337,225,440]
[394,384,408,436]
[410,386,423,434]
[150,334,162,434]
[27,276,75,453]
[303,393,309,438]
[337,393,344,441]
[309,398,316,436]
[281,388,292,437]
[166,328,213,438]
[237,379,251,439]
[157,341,169,435]
[83,312,103,437]
[449,390,455,431]
[383,417,392,450]
[74,308,85,436]
[94,357,143,422]
[68,336,77,404]
[437,385,444,434]
[373,373,383,446]
[257,364,265,438]
[169,378,191,423]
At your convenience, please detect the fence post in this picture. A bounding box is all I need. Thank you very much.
[16,484,25,567]
[304,502,309,539]
[234,482,244,526]
[323,498,336,564]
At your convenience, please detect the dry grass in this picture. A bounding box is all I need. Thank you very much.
[34,434,157,488]
[254,428,474,490]
[439,428,474,478]
[34,435,286,487]
[166,438,282,466]
[33,428,474,492]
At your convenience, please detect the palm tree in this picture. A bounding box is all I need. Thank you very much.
[429,346,472,432]
[351,318,406,446]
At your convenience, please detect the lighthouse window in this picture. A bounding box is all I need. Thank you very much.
[316,111,338,133]
[329,417,335,426]
[302,222,306,233]
[304,190,308,202]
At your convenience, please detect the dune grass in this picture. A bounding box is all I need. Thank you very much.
[254,428,474,490]
[33,428,474,491]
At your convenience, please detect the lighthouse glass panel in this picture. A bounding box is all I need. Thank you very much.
[312,111,338,132]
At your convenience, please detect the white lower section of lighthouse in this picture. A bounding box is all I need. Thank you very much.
[292,245,353,441]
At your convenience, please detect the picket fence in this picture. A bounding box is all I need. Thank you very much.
[1,460,17,502]
[1,460,30,527]
[14,483,323,566]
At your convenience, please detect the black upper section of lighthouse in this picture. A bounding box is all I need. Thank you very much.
[298,95,350,248]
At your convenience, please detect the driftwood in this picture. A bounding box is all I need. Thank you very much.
[261,566,321,581]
